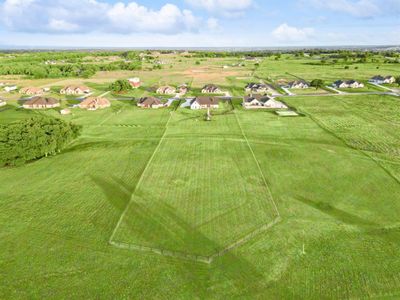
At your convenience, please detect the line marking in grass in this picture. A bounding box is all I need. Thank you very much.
[232,108,281,218]
[108,105,281,264]
[108,111,174,244]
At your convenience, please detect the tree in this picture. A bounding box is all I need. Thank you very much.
[109,79,132,93]
[0,117,82,167]
[310,79,324,90]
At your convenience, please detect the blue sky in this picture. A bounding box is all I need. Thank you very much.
[0,0,399,47]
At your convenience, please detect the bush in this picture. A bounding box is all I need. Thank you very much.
[0,117,82,167]
[109,79,132,93]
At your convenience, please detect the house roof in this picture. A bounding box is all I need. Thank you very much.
[62,85,90,91]
[138,97,163,106]
[193,96,219,106]
[244,95,271,103]
[288,80,308,86]
[203,84,219,91]
[24,96,59,106]
[80,96,110,107]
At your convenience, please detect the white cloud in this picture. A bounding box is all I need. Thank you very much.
[272,23,315,43]
[185,0,253,15]
[309,0,380,17]
[207,18,220,31]
[0,0,203,34]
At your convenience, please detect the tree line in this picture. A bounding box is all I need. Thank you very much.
[0,117,82,167]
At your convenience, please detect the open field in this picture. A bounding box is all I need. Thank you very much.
[1,51,400,298]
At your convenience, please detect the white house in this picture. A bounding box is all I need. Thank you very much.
[244,83,272,94]
[4,85,17,92]
[0,99,6,107]
[190,96,219,110]
[369,75,396,84]
[243,95,287,109]
[333,80,364,89]
[287,80,309,89]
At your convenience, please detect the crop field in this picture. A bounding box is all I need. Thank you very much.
[1,52,400,298]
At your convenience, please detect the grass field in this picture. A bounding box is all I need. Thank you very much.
[1,53,400,298]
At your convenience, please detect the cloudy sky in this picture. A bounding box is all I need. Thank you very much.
[0,0,399,47]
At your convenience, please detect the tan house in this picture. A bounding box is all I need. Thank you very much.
[156,86,176,95]
[19,87,44,95]
[137,97,164,109]
[287,80,309,89]
[178,84,189,94]
[23,96,60,109]
[190,97,219,110]
[79,97,110,110]
[333,80,364,89]
[60,85,91,95]
[202,84,222,94]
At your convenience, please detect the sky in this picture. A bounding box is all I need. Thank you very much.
[0,0,399,48]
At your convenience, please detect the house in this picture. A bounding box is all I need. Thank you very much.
[4,85,17,92]
[128,77,141,88]
[19,87,44,96]
[60,108,71,115]
[243,95,287,109]
[178,84,189,95]
[201,84,222,94]
[23,96,60,109]
[137,97,164,109]
[190,97,219,110]
[369,75,396,84]
[156,86,176,95]
[332,80,365,89]
[244,83,272,94]
[287,80,309,89]
[79,97,110,110]
[60,85,91,95]
[0,98,6,107]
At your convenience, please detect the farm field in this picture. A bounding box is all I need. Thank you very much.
[1,51,400,298]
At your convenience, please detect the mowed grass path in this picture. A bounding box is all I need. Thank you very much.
[111,102,279,257]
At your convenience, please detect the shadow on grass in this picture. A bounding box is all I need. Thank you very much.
[90,175,266,293]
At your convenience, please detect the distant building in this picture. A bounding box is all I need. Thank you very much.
[137,97,164,109]
[243,95,287,109]
[201,84,222,94]
[156,86,176,95]
[332,80,364,89]
[0,98,6,107]
[244,83,272,94]
[4,85,17,92]
[79,97,110,110]
[19,87,44,96]
[369,75,396,84]
[60,85,91,95]
[60,108,71,115]
[23,96,60,109]
[190,96,219,110]
[178,84,189,95]
[287,80,309,89]
[128,77,141,88]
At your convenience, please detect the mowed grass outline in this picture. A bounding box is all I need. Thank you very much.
[109,102,281,264]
